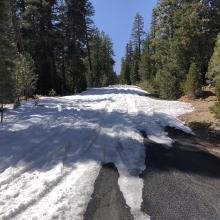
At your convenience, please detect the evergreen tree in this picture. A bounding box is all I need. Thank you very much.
[120,42,133,85]
[15,0,95,95]
[130,46,140,84]
[15,53,38,101]
[183,62,201,99]
[85,30,116,87]
[65,0,95,92]
[148,8,158,77]
[21,0,57,94]
[174,0,211,84]
[136,0,220,98]
[84,1,95,80]
[209,0,220,41]
[12,0,25,53]
[130,60,139,85]
[155,59,179,100]
[210,79,220,118]
[140,35,152,81]
[120,58,131,85]
[131,13,145,57]
[208,33,220,85]
[208,32,220,117]
[0,0,16,123]
[216,79,220,103]
[86,30,102,86]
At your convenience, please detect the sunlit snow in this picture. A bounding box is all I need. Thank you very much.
[0,85,193,220]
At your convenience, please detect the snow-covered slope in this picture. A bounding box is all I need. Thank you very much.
[0,85,193,220]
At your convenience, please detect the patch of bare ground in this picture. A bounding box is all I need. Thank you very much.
[178,88,220,157]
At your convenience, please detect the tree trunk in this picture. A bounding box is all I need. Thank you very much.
[1,103,3,123]
[138,20,141,58]
[61,49,66,94]
[25,89,28,101]
[12,1,25,53]
[86,31,93,85]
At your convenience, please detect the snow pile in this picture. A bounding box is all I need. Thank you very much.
[0,85,193,220]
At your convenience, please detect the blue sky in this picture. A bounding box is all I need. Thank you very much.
[91,0,157,74]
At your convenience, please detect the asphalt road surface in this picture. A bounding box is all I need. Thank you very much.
[142,127,220,220]
[84,163,134,220]
[84,127,220,220]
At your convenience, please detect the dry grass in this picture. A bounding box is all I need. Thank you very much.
[178,95,217,124]
[178,89,220,157]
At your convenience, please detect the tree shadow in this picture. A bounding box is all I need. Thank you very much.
[142,127,220,220]
[1,100,220,218]
[144,127,220,178]
[0,104,219,182]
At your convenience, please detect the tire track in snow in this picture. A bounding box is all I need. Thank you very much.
[1,94,118,220]
[0,95,110,188]
[0,114,59,173]
[15,161,101,220]
[0,86,194,220]
[0,127,66,187]
[1,163,71,219]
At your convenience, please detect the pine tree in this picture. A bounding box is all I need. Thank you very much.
[216,79,220,103]
[148,8,158,77]
[12,0,25,53]
[210,78,220,118]
[65,0,95,92]
[183,62,201,99]
[174,0,211,84]
[85,30,115,87]
[120,58,131,85]
[155,59,179,100]
[137,0,217,98]
[140,35,152,81]
[208,34,220,118]
[130,60,139,85]
[101,34,116,86]
[131,13,145,57]
[86,30,102,87]
[84,1,95,81]
[15,53,38,101]
[209,0,220,40]
[0,0,16,123]
[208,33,220,85]
[120,42,134,85]
[130,46,140,84]
[21,0,57,94]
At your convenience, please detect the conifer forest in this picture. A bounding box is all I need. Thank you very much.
[1,1,220,220]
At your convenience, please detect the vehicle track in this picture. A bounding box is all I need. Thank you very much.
[2,94,118,219]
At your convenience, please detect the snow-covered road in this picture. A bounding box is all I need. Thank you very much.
[0,86,193,220]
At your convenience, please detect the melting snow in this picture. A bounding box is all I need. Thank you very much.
[0,85,193,220]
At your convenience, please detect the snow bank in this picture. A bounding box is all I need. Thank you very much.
[0,85,193,220]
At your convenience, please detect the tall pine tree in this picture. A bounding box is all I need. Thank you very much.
[0,0,16,122]
[130,46,140,84]
[85,30,116,87]
[131,13,145,57]
[208,33,220,84]
[140,35,152,81]
[15,53,38,101]
[21,0,57,94]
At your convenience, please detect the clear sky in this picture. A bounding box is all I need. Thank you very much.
[90,0,157,74]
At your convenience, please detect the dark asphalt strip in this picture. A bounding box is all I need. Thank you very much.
[84,163,134,220]
[84,127,220,220]
[142,127,220,220]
